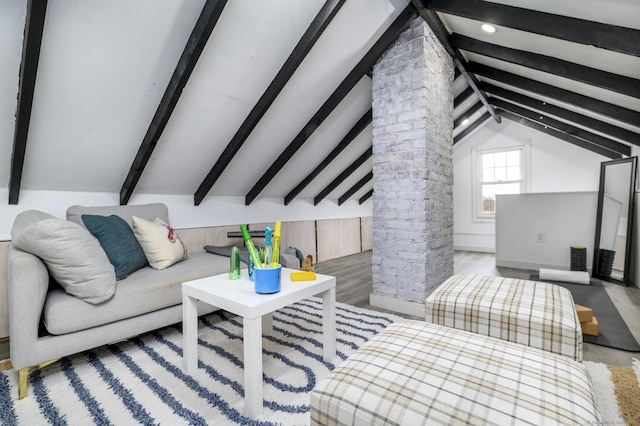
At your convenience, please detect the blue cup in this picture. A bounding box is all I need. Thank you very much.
[254,265,281,294]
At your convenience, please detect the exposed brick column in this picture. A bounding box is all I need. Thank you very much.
[371,17,454,310]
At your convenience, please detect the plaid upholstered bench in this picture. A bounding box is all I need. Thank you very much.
[310,321,600,425]
[425,274,583,361]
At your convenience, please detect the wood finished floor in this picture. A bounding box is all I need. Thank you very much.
[315,250,640,367]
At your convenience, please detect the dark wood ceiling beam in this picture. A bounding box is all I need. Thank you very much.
[453,112,491,144]
[424,0,640,57]
[338,171,373,205]
[120,0,227,205]
[454,86,474,109]
[453,57,500,124]
[314,147,372,206]
[454,67,461,80]
[244,5,416,206]
[9,0,48,205]
[412,0,500,124]
[491,98,630,157]
[451,34,640,99]
[193,0,346,206]
[453,101,484,129]
[481,83,640,147]
[468,62,640,127]
[284,108,371,205]
[359,189,373,204]
[499,110,621,160]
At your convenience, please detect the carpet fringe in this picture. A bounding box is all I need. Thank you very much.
[584,359,640,426]
[608,359,640,426]
[583,361,624,424]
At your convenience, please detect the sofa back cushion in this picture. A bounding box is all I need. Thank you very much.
[67,203,169,229]
[11,210,116,304]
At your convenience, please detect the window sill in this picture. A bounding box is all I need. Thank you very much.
[473,217,495,223]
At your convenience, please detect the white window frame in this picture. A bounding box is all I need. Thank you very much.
[472,146,527,222]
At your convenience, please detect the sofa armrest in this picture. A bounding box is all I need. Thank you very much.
[7,244,51,370]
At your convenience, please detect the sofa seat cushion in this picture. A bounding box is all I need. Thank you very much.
[43,252,229,335]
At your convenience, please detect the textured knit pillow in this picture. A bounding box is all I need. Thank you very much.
[81,215,148,280]
[11,212,116,304]
[131,216,188,270]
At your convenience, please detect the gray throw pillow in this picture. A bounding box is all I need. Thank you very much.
[12,213,116,304]
[11,209,56,237]
[81,214,148,280]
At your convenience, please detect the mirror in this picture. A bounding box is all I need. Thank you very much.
[592,157,637,286]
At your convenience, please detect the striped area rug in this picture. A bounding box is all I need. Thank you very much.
[2,299,637,425]
[0,299,401,425]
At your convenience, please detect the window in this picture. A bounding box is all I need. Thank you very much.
[475,147,525,220]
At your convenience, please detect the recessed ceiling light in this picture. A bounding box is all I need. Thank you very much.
[461,118,470,126]
[481,24,496,33]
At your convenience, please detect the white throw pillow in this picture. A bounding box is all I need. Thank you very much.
[12,213,117,304]
[132,216,188,270]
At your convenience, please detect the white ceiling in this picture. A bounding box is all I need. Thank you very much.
[446,0,640,146]
[0,0,405,204]
[2,0,639,206]
[484,0,640,29]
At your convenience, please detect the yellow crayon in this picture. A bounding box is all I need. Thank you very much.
[272,221,281,267]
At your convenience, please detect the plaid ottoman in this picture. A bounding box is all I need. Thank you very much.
[310,321,599,426]
[425,274,582,361]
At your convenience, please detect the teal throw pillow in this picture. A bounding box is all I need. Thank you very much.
[82,214,148,280]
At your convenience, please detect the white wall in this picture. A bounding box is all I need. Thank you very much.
[495,192,598,270]
[0,190,372,241]
[453,119,608,252]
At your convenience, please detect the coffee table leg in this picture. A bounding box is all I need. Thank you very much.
[244,316,263,418]
[322,287,337,362]
[182,294,198,373]
[262,313,273,336]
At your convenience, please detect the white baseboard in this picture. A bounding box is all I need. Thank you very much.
[454,245,495,253]
[496,259,595,276]
[496,259,568,271]
[369,294,425,318]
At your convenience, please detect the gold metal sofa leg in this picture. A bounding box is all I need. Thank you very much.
[18,359,60,399]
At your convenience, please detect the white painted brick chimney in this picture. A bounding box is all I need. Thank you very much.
[371,17,454,315]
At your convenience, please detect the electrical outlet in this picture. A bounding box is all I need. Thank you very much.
[536,232,545,243]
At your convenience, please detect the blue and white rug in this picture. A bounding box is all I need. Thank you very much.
[0,299,401,425]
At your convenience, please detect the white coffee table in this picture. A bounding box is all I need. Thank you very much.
[182,268,337,419]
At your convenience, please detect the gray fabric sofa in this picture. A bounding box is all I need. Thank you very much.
[8,203,229,398]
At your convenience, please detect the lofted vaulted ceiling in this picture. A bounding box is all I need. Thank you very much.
[2,0,640,207]
[426,0,640,155]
